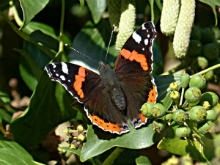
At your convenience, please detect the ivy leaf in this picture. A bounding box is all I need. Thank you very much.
[136,156,152,165]
[19,0,49,28]
[0,135,35,165]
[199,0,220,25]
[157,121,215,161]
[85,0,107,24]
[79,0,85,10]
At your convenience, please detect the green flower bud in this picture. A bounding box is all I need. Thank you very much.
[176,126,191,139]
[204,71,214,81]
[64,127,77,136]
[200,92,219,108]
[203,43,219,61]
[77,125,84,133]
[170,91,180,101]
[189,74,206,89]
[141,102,154,118]
[185,87,201,103]
[173,0,195,59]
[151,103,166,118]
[206,109,217,121]
[191,56,208,72]
[201,27,215,44]
[160,0,180,36]
[198,121,214,134]
[173,109,187,124]
[153,119,166,133]
[169,82,179,90]
[187,40,202,57]
[165,113,173,122]
[203,101,211,110]
[190,25,201,40]
[189,106,207,123]
[180,73,190,88]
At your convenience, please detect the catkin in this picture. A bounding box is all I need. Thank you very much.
[160,0,180,36]
[115,0,136,51]
[108,0,121,32]
[173,0,195,59]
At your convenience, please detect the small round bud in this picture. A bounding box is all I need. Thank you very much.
[153,120,166,133]
[141,102,154,118]
[198,121,214,134]
[77,125,84,133]
[187,40,202,57]
[169,82,179,90]
[202,43,219,61]
[170,91,180,101]
[189,106,207,123]
[189,74,206,89]
[190,25,201,40]
[151,103,166,118]
[204,71,214,81]
[185,87,201,103]
[180,73,190,88]
[165,113,173,122]
[176,126,191,139]
[200,92,219,108]
[201,27,215,44]
[206,109,217,121]
[71,140,80,149]
[77,134,86,142]
[191,56,208,71]
[167,156,179,164]
[173,109,187,124]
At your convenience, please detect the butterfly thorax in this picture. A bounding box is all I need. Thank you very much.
[99,61,126,110]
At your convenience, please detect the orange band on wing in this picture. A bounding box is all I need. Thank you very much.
[74,67,86,98]
[88,114,126,133]
[120,49,149,71]
[147,84,157,103]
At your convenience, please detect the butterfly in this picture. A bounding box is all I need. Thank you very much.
[45,22,158,134]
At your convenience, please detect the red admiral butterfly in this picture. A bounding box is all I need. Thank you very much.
[46,22,158,134]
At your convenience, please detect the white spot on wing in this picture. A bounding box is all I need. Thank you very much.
[56,73,59,76]
[61,62,69,74]
[147,34,150,38]
[141,24,146,30]
[132,32,142,44]
[144,39,148,45]
[142,47,145,51]
[60,75,66,81]
[52,63,56,68]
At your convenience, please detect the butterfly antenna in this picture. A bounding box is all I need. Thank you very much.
[105,25,115,63]
[65,44,99,65]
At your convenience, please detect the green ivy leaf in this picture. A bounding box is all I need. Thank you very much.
[0,108,12,123]
[157,121,215,161]
[85,0,107,24]
[10,52,78,149]
[19,0,49,28]
[199,0,220,25]
[136,156,152,165]
[68,20,118,72]
[80,124,158,162]
[0,135,35,165]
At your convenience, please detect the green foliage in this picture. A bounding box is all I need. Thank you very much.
[0,0,219,164]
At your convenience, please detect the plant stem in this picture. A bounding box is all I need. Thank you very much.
[102,147,124,165]
[179,87,185,106]
[9,0,23,27]
[59,0,65,53]
[193,64,220,77]
[0,123,6,135]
